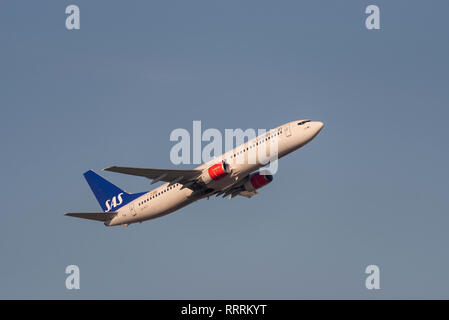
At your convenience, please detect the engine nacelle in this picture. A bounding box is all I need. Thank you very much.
[244,171,273,191]
[200,162,231,184]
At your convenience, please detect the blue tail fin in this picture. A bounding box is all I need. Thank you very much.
[83,170,145,212]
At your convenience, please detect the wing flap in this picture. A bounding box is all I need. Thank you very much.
[65,212,117,222]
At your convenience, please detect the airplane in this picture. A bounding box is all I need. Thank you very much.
[65,120,324,226]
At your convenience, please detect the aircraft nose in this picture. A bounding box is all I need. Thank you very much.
[315,121,324,132]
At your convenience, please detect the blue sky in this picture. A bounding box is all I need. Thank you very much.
[1,0,448,298]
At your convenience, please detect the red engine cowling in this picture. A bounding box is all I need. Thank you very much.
[201,162,230,184]
[245,171,273,190]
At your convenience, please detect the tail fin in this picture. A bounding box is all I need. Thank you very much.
[83,170,144,212]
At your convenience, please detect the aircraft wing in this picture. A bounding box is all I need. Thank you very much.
[65,212,117,222]
[212,172,266,199]
[213,178,248,199]
[103,166,202,187]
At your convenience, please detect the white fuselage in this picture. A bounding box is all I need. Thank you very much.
[106,120,323,226]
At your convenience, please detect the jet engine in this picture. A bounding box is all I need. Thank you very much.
[200,161,231,184]
[243,171,273,191]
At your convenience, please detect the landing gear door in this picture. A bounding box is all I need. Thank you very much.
[285,123,292,137]
[129,203,136,216]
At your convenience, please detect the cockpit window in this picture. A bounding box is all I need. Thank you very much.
[297,120,311,126]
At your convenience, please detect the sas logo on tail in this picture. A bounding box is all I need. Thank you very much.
[105,193,124,212]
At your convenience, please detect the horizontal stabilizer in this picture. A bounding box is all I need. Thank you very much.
[65,212,117,222]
